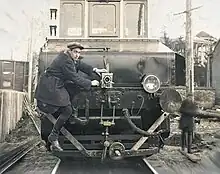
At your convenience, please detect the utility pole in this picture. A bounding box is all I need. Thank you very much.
[185,0,194,100]
[174,1,202,100]
[28,18,34,102]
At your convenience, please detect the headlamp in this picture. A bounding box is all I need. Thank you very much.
[141,75,160,93]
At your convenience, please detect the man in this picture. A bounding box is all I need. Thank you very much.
[179,94,198,153]
[35,42,107,151]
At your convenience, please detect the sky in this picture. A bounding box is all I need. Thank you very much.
[0,0,219,61]
[149,0,220,38]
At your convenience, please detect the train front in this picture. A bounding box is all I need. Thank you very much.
[40,39,182,161]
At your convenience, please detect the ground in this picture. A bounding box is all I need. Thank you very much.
[147,117,220,174]
[2,112,220,174]
[1,113,59,174]
[4,114,39,143]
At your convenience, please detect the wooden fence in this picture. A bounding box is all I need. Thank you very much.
[0,90,25,142]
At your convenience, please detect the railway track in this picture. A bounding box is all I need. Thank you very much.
[51,159,61,174]
[51,157,159,174]
[3,141,220,174]
[0,138,40,174]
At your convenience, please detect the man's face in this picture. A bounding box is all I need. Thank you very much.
[70,48,81,60]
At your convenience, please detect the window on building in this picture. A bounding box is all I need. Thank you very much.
[49,25,57,36]
[89,2,119,36]
[50,9,57,20]
[60,3,83,37]
[124,3,146,37]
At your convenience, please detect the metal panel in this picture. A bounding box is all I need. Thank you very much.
[39,51,173,86]
[23,62,29,92]
[14,62,25,91]
[1,61,14,89]
[0,60,29,92]
[44,38,174,53]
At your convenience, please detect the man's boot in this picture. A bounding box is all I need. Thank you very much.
[69,106,87,125]
[48,122,63,152]
[48,129,63,151]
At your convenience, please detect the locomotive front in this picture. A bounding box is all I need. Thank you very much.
[40,39,182,161]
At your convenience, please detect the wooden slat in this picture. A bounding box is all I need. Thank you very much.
[0,90,26,142]
[11,92,16,129]
[0,62,2,89]
[2,91,10,141]
[131,112,169,151]
[179,149,201,163]
[0,92,3,141]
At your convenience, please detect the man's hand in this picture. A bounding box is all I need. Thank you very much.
[91,80,100,86]
[93,68,108,76]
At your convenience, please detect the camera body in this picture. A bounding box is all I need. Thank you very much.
[100,72,113,88]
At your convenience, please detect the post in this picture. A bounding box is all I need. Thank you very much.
[28,18,34,102]
[144,0,148,37]
[206,44,212,87]
[28,54,33,102]
[185,0,194,100]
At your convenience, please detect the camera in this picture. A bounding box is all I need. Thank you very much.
[100,73,113,88]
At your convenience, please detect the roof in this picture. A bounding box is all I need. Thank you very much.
[196,31,214,38]
[194,36,213,44]
[41,38,175,54]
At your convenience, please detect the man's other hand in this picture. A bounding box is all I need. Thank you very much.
[93,68,108,76]
[91,80,100,86]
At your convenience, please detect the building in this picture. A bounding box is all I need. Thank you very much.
[193,31,217,88]
[162,31,217,87]
[212,39,220,104]
[194,31,217,67]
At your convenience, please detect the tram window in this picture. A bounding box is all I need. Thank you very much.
[60,3,83,37]
[89,3,119,36]
[124,3,145,37]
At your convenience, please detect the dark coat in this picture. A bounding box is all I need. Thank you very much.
[179,98,198,131]
[35,51,93,107]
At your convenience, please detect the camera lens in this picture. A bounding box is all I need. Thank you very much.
[104,76,110,83]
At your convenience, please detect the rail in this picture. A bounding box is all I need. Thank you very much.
[142,158,159,174]
[51,159,61,174]
[0,138,41,174]
[50,157,159,174]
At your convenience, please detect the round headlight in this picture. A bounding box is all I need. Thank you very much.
[141,75,160,93]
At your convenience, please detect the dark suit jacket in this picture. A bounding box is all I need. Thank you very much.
[35,51,93,106]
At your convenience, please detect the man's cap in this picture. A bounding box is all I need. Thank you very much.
[67,42,84,50]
